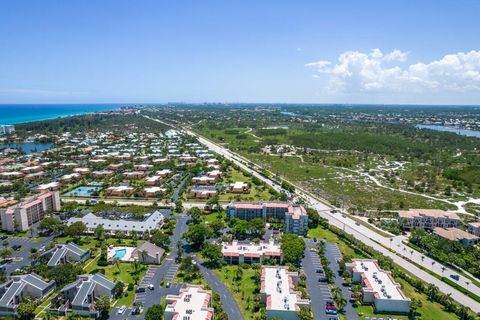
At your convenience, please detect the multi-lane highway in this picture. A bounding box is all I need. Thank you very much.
[142,114,480,312]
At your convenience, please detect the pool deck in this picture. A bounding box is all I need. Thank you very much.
[107,246,135,262]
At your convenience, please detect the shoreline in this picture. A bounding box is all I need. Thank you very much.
[0,104,125,126]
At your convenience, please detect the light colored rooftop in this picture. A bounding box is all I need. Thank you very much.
[350,259,408,301]
[165,285,213,320]
[398,208,461,220]
[433,227,479,241]
[261,266,308,312]
[222,240,281,257]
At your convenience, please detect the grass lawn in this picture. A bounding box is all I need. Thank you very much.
[213,265,261,320]
[307,225,368,259]
[218,167,273,202]
[202,211,226,223]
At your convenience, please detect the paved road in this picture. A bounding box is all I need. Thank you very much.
[146,116,480,313]
[3,236,54,276]
[195,258,244,320]
[325,243,359,320]
[302,240,335,320]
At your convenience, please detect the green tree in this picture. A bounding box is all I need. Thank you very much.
[188,207,202,224]
[281,234,305,264]
[16,297,37,320]
[184,223,212,249]
[94,224,105,241]
[38,217,63,235]
[145,304,164,320]
[298,306,313,320]
[65,221,86,242]
[95,296,111,319]
[113,281,125,298]
[201,243,223,268]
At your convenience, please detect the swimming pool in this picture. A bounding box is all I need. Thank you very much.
[112,249,127,259]
[64,186,102,197]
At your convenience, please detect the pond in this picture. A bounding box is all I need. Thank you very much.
[63,186,102,197]
[415,124,480,138]
[0,143,53,154]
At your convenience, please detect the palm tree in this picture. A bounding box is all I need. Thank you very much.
[132,259,141,274]
[335,295,347,312]
[113,258,121,272]
[441,266,446,275]
[426,283,439,300]
[140,250,148,263]
[421,255,425,262]
[331,287,342,300]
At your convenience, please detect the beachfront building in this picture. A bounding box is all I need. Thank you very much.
[260,266,310,320]
[0,191,61,232]
[227,202,309,235]
[346,259,410,313]
[57,273,115,318]
[222,240,282,264]
[164,285,214,320]
[433,227,479,247]
[397,209,461,230]
[468,222,480,237]
[0,273,56,317]
[131,241,165,264]
[43,243,90,268]
[66,210,165,236]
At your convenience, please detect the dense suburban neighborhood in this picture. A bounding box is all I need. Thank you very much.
[0,108,479,320]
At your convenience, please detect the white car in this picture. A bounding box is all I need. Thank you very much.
[117,306,126,315]
[147,284,154,290]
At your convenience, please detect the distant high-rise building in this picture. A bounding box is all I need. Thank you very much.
[0,125,15,135]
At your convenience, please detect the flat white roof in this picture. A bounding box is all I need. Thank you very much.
[165,285,213,320]
[351,260,407,301]
[222,240,281,257]
[261,266,307,312]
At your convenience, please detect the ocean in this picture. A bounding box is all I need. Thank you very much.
[0,104,127,125]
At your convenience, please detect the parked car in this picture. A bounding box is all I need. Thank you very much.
[325,301,337,315]
[147,284,154,290]
[315,269,323,273]
[117,306,126,315]
[318,277,327,283]
[135,287,146,293]
[0,236,8,240]
[12,245,22,251]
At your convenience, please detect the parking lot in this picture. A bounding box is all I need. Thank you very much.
[302,239,337,320]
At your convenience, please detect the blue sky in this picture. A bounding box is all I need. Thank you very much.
[1,0,479,104]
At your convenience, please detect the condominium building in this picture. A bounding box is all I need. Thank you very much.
[0,273,56,316]
[397,209,461,230]
[468,222,480,237]
[57,273,115,318]
[164,285,214,320]
[346,259,410,313]
[0,191,61,231]
[260,266,310,320]
[43,243,90,268]
[222,239,282,264]
[227,202,309,235]
[67,210,165,236]
[433,227,479,247]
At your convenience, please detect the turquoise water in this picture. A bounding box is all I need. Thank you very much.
[416,124,480,138]
[63,186,102,197]
[0,104,126,125]
[0,143,53,154]
[113,249,127,259]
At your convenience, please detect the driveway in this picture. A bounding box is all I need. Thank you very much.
[196,258,244,320]
[303,239,334,320]
[3,235,54,276]
[325,243,359,320]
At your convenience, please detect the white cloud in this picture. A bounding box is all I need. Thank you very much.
[305,49,480,96]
